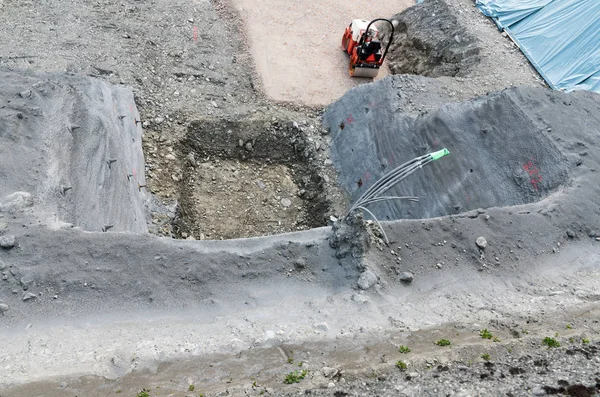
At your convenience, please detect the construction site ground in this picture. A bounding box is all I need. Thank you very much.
[0,0,599,396]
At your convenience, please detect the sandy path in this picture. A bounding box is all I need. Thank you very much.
[231,0,415,106]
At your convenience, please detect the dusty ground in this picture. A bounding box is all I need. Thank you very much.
[230,0,415,105]
[0,0,599,396]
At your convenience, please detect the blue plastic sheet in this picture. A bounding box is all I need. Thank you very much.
[476,0,600,93]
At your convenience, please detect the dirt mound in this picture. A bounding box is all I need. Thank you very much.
[323,80,588,220]
[380,0,481,77]
[0,68,148,232]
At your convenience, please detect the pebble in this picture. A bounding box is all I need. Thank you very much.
[314,322,329,332]
[22,292,37,301]
[0,235,15,248]
[245,142,253,151]
[476,236,487,249]
[211,101,218,108]
[351,293,371,304]
[0,303,8,313]
[238,139,244,147]
[281,198,292,207]
[357,270,378,290]
[0,260,5,271]
[399,271,414,283]
[322,367,338,378]
[436,263,443,269]
[293,258,306,270]
[328,382,335,388]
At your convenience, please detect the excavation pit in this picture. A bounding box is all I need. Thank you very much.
[172,119,329,240]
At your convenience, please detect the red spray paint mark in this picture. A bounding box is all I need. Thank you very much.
[346,114,354,124]
[363,171,371,183]
[523,160,542,191]
[193,26,198,41]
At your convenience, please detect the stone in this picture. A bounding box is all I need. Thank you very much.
[0,235,15,248]
[211,101,218,108]
[328,382,335,388]
[22,292,37,301]
[293,258,306,270]
[566,229,575,238]
[314,322,329,332]
[245,142,253,151]
[238,139,244,147]
[154,117,164,124]
[0,260,5,271]
[351,293,371,304]
[0,191,33,212]
[0,303,8,313]
[476,236,487,249]
[281,198,292,207]
[399,272,414,283]
[357,270,378,290]
[19,90,32,98]
[321,367,338,378]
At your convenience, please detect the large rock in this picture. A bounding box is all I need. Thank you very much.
[358,270,378,290]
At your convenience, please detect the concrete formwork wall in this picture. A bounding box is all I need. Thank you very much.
[0,69,148,232]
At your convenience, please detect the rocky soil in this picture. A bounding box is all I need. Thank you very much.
[0,0,599,396]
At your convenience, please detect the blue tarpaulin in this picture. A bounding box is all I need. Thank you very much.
[476,0,600,93]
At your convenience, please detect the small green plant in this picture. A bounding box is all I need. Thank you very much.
[566,324,572,329]
[188,385,195,392]
[116,391,121,394]
[493,336,501,343]
[436,339,451,346]
[543,337,560,348]
[136,390,150,397]
[481,353,491,361]
[252,380,258,388]
[555,332,559,337]
[287,358,293,364]
[284,370,308,384]
[398,345,411,353]
[507,347,513,354]
[395,360,408,370]
[297,361,304,367]
[582,338,590,344]
[480,329,493,339]
[569,337,575,343]
[522,329,529,335]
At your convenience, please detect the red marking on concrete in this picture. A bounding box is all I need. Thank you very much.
[132,168,137,178]
[129,104,134,114]
[194,26,198,41]
[432,138,439,147]
[523,160,542,191]
[346,114,354,124]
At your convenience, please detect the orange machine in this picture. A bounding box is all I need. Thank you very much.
[341,18,394,78]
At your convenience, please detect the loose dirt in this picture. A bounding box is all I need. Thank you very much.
[230,0,415,105]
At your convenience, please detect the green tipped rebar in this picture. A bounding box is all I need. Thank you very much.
[430,148,450,161]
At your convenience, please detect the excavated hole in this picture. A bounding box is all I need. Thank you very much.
[172,118,329,240]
